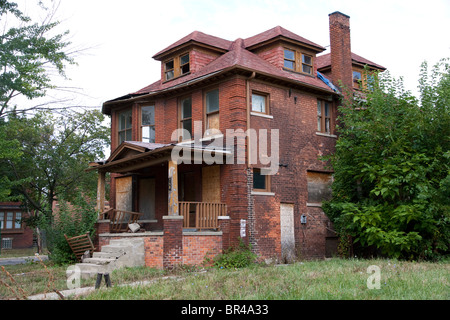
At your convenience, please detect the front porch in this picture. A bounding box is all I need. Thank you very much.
[89,141,232,269]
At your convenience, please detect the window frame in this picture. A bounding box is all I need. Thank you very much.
[117,108,132,145]
[301,53,313,75]
[164,59,175,81]
[252,168,271,192]
[283,47,314,76]
[283,48,296,70]
[179,96,193,142]
[204,88,220,135]
[0,210,23,231]
[163,52,191,82]
[180,53,190,76]
[140,105,156,143]
[251,91,270,115]
[317,99,332,134]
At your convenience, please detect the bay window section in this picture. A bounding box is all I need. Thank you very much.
[141,105,155,143]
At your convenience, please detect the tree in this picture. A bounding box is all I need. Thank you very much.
[323,59,450,260]
[0,109,109,253]
[0,0,75,117]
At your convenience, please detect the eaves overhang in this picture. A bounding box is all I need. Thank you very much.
[102,66,338,115]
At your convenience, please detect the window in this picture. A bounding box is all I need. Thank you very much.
[317,100,331,134]
[205,88,220,135]
[353,70,362,89]
[164,52,190,81]
[0,211,22,230]
[253,168,270,192]
[118,109,132,144]
[283,48,314,75]
[302,54,313,75]
[251,93,268,114]
[141,105,155,143]
[284,49,295,70]
[165,60,174,80]
[180,53,190,75]
[180,97,192,141]
[307,171,332,204]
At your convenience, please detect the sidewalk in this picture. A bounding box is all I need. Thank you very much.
[0,255,48,266]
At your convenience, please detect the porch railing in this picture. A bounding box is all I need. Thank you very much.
[179,202,226,230]
[101,208,143,233]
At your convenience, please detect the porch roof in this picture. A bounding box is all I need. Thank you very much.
[88,141,231,174]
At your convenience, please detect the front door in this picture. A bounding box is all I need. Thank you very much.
[116,176,133,212]
[139,178,155,220]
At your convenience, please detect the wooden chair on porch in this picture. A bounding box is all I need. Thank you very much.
[64,232,96,262]
[101,208,143,233]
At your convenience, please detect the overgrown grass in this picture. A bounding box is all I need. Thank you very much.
[81,258,450,300]
[1,258,448,300]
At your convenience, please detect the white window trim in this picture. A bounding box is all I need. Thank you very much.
[250,112,273,119]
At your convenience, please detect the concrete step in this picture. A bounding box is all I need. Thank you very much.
[92,251,123,259]
[83,257,116,265]
[101,244,130,253]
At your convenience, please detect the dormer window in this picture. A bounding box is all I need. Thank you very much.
[283,47,314,75]
[302,54,313,75]
[164,52,190,81]
[284,49,295,70]
[180,53,190,75]
[165,60,174,80]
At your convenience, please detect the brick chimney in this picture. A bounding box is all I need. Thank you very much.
[328,11,353,93]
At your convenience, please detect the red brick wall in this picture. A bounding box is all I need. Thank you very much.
[144,235,163,268]
[183,234,222,266]
[247,80,337,260]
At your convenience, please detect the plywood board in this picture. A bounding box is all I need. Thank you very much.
[280,203,295,263]
[116,176,132,211]
[202,165,221,203]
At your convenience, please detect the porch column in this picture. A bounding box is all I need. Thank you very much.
[168,160,179,216]
[96,171,106,215]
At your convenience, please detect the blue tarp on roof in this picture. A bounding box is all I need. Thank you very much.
[317,71,340,93]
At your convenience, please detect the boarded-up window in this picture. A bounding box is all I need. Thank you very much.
[307,171,332,203]
[202,165,221,203]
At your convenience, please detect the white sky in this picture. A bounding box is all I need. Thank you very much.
[11,0,450,111]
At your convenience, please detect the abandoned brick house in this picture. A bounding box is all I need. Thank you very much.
[89,11,385,268]
[0,202,34,250]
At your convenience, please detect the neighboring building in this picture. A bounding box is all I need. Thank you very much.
[90,12,385,267]
[0,202,34,250]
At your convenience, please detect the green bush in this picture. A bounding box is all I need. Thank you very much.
[44,195,97,264]
[212,239,257,269]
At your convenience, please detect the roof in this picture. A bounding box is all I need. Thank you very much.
[244,26,326,52]
[134,38,333,96]
[317,52,386,71]
[103,27,339,114]
[152,31,232,60]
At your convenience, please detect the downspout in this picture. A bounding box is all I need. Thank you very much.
[246,71,256,167]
